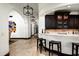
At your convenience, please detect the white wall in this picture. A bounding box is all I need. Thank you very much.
[38,15,45,33]
[0,3,32,56]
[27,16,31,38]
[9,10,29,38]
[31,22,36,35]
[8,4,32,38]
[0,4,13,56]
[70,11,79,15]
[10,4,32,38]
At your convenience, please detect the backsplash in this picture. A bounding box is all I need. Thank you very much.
[45,29,79,34]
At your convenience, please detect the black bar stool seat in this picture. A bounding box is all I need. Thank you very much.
[49,40,61,56]
[72,42,79,56]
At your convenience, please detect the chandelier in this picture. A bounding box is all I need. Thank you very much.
[23,4,33,16]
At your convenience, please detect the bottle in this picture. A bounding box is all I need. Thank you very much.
[42,29,43,33]
[72,31,74,34]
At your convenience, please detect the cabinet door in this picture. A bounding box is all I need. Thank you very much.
[75,15,79,29]
[45,15,56,29]
[69,15,79,29]
[63,15,69,29]
[69,15,75,29]
[56,15,69,29]
[56,15,63,29]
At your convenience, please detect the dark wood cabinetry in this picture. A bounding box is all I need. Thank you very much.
[55,11,69,29]
[45,10,79,29]
[45,15,56,29]
[56,15,69,29]
[45,15,79,29]
[69,15,79,29]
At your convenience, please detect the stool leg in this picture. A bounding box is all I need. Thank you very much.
[57,44,60,56]
[40,40,42,53]
[76,46,78,56]
[52,44,53,55]
[40,45,42,53]
[37,39,38,50]
[72,44,74,56]
[45,40,46,52]
[60,43,61,53]
[59,43,61,56]
[49,42,51,56]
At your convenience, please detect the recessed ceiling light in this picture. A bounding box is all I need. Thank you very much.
[9,16,13,17]
[67,6,71,8]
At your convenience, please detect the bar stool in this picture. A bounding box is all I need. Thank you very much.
[49,40,61,56]
[37,38,46,53]
[72,42,79,56]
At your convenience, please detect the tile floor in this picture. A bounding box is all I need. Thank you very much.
[9,36,57,56]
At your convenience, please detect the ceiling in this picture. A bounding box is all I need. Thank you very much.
[39,3,62,11]
[56,3,79,11]
[9,3,79,16]
[9,3,38,19]
[47,3,79,15]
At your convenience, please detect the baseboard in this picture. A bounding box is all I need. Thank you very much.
[4,52,10,56]
[31,34,36,36]
[10,37,31,39]
[60,53,72,56]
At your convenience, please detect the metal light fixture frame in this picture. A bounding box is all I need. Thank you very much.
[23,4,33,16]
[29,7,33,15]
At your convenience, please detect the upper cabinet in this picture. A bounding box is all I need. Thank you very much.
[69,15,79,29]
[45,10,79,29]
[55,10,70,29]
[45,15,56,29]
